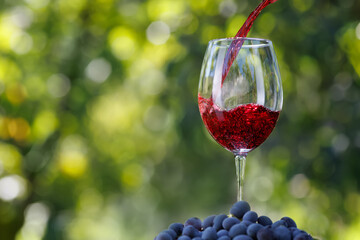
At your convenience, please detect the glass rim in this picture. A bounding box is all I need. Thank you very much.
[208,37,273,48]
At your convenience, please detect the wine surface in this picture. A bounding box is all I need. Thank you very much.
[198,95,280,154]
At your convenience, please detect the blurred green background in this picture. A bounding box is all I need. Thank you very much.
[0,0,359,239]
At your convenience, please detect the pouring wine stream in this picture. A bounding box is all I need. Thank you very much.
[221,0,279,86]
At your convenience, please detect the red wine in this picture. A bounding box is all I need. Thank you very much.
[198,95,280,155]
[222,0,279,85]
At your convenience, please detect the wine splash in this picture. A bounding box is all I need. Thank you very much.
[221,0,279,85]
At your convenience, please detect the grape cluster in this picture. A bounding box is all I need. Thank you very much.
[155,201,313,240]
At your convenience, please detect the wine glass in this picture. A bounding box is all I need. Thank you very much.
[198,37,283,201]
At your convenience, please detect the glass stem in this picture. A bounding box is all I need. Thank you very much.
[235,154,247,201]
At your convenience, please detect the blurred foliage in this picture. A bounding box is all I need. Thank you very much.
[0,0,359,239]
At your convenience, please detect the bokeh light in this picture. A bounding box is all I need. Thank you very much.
[146,21,171,45]
[46,74,71,98]
[85,58,112,83]
[0,175,27,201]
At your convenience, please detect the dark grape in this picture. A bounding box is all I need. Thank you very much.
[272,220,286,228]
[243,211,258,223]
[182,225,200,238]
[177,236,191,240]
[293,234,307,240]
[233,235,253,240]
[213,214,228,231]
[160,229,177,239]
[241,220,252,227]
[258,216,273,226]
[202,215,216,229]
[185,217,202,230]
[155,232,172,240]
[218,236,231,240]
[217,229,228,238]
[281,217,297,228]
[291,228,303,237]
[230,201,251,219]
[202,227,217,240]
[222,217,240,230]
[257,226,274,240]
[169,223,184,236]
[294,233,313,240]
[228,223,247,238]
[246,223,263,238]
[273,226,291,240]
